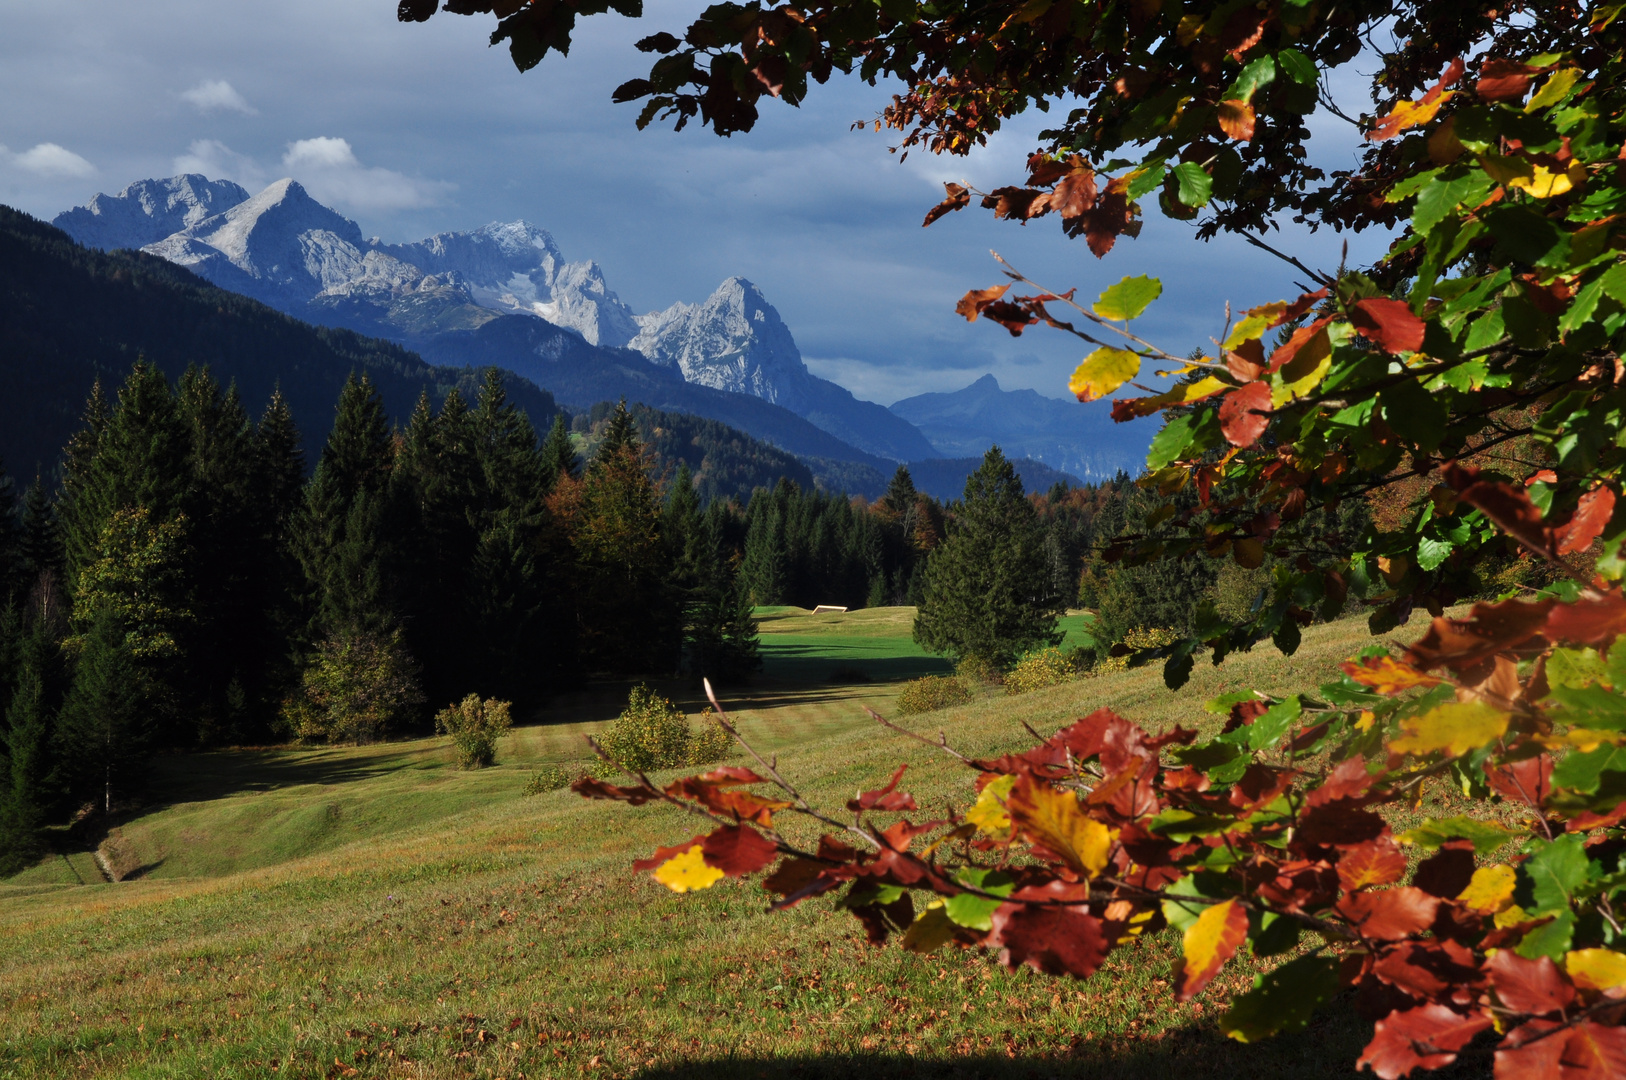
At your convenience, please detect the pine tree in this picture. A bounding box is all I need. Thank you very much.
[19,476,61,596]
[913,446,1063,667]
[255,387,306,532]
[0,618,62,875]
[882,466,918,515]
[56,607,148,816]
[541,415,579,487]
[472,368,544,514]
[595,399,639,463]
[739,498,786,606]
[0,459,21,606]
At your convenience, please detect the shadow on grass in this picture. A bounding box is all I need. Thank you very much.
[760,645,952,685]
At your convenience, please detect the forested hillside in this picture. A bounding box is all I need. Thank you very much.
[0,206,560,475]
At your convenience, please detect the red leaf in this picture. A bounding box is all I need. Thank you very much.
[1227,338,1266,382]
[1405,596,1555,675]
[1372,940,1481,1000]
[632,835,706,872]
[1350,298,1427,354]
[1546,589,1626,650]
[1479,58,1538,103]
[1216,99,1256,141]
[664,775,790,825]
[761,857,826,897]
[1308,756,1379,807]
[990,881,1109,979]
[1230,764,1296,811]
[850,889,915,946]
[1337,887,1440,941]
[1266,316,1334,373]
[848,764,918,813]
[1275,286,1331,328]
[1414,840,1478,899]
[1338,839,1410,891]
[1487,950,1576,1017]
[1558,1021,1626,1078]
[1485,755,1553,809]
[923,182,970,227]
[1297,803,1388,849]
[980,300,1038,336]
[1495,1020,1568,1080]
[1558,486,1618,556]
[1357,1005,1492,1079]
[700,825,780,876]
[1569,799,1626,832]
[1447,463,1557,558]
[1219,382,1273,448]
[1425,58,1467,102]
[572,776,659,804]
[1051,169,1098,219]
[955,285,1010,322]
[1174,898,1249,1001]
[1026,154,1072,187]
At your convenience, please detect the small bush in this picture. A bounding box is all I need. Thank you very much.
[284,629,425,744]
[435,694,514,769]
[1004,647,1081,696]
[1091,627,1181,677]
[523,764,575,795]
[955,654,1004,687]
[597,685,730,773]
[894,675,973,716]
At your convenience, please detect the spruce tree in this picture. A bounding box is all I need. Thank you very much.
[56,607,148,817]
[595,399,639,462]
[472,368,544,514]
[913,446,1062,667]
[0,618,62,875]
[739,498,786,606]
[0,460,21,606]
[19,476,61,596]
[882,466,918,515]
[540,415,579,487]
[255,387,306,532]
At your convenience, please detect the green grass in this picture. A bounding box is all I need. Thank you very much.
[0,611,1424,1079]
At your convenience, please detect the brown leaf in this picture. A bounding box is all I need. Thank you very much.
[1372,940,1481,1000]
[990,881,1109,978]
[1558,485,1618,555]
[980,300,1039,336]
[955,285,1010,322]
[1075,186,1137,257]
[1337,887,1440,941]
[1413,840,1476,899]
[1218,382,1273,448]
[1338,838,1409,891]
[1227,338,1266,382]
[1026,154,1072,187]
[848,764,918,813]
[1545,589,1626,649]
[572,776,659,804]
[1487,950,1576,1016]
[923,182,971,227]
[1217,100,1256,141]
[1297,803,1388,849]
[1485,755,1553,809]
[1349,298,1426,354]
[1557,1021,1626,1078]
[1494,1019,1567,1079]
[1478,58,1539,103]
[1404,595,1555,675]
[1051,168,1098,219]
[700,825,781,876]
[1356,1005,1492,1079]
[982,185,1051,220]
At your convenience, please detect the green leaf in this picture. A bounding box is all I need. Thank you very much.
[1546,647,1607,689]
[1248,696,1301,751]
[944,867,1014,930]
[1161,873,1231,934]
[1206,690,1267,713]
[1172,162,1213,208]
[1525,834,1589,915]
[1517,910,1577,961]
[1125,163,1167,199]
[1552,744,1626,793]
[1224,55,1277,103]
[1220,955,1342,1043]
[1248,910,1301,958]
[1399,816,1520,855]
[1416,536,1454,571]
[1094,275,1163,320]
[1147,414,1197,470]
[1276,49,1317,86]
[1547,684,1626,729]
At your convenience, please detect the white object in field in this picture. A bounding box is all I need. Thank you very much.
[811,605,848,614]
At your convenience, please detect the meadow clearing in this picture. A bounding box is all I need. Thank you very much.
[0,608,1481,1079]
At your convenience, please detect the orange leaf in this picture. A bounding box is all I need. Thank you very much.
[1339,655,1443,695]
[1217,100,1256,141]
[1557,485,1617,556]
[1006,775,1116,878]
[956,285,1009,322]
[1368,91,1456,142]
[1218,382,1272,447]
[1176,898,1248,1001]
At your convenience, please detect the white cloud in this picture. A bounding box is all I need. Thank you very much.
[280,136,453,213]
[180,78,257,115]
[173,138,267,189]
[6,142,96,178]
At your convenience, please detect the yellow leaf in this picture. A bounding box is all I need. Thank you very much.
[1509,163,1575,199]
[652,845,724,893]
[1375,92,1454,138]
[1481,153,1536,187]
[1223,301,1288,350]
[1541,728,1626,753]
[1387,701,1509,757]
[1528,68,1583,112]
[1495,903,1530,929]
[1109,376,1227,419]
[1355,710,1377,732]
[1179,899,1248,1001]
[966,774,1016,836]
[1457,865,1516,913]
[1068,347,1141,403]
[901,901,957,954]
[1007,776,1116,878]
[1566,949,1626,996]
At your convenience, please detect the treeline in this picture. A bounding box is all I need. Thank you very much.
[0,364,759,873]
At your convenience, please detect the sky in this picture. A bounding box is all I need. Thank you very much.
[0,0,1396,407]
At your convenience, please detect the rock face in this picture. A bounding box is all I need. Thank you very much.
[889,374,1151,479]
[52,175,940,463]
[51,175,250,252]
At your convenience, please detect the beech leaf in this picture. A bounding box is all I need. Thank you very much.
[1068,347,1141,403]
[652,844,725,893]
[1093,275,1163,320]
[1176,898,1249,1000]
[1220,955,1343,1043]
[1387,701,1509,757]
[1006,775,1116,877]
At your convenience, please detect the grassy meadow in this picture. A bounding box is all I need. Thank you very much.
[0,608,1468,1079]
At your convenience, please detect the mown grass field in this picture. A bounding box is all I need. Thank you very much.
[0,608,1471,1079]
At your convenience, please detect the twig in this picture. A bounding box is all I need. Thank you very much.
[1240,233,1336,286]
[864,705,975,763]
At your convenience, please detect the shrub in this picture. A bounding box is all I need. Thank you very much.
[955,654,1004,687]
[1090,627,1180,677]
[597,685,730,773]
[523,764,575,795]
[894,675,972,716]
[1003,647,1079,696]
[285,629,425,744]
[435,694,514,769]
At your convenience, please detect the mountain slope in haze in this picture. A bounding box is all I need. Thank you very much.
[0,205,562,475]
[889,374,1150,479]
[53,177,938,463]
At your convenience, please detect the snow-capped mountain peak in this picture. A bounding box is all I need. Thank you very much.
[50,174,249,252]
[631,277,808,404]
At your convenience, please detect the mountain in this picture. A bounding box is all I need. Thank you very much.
[889,374,1151,479]
[53,177,939,463]
[50,174,250,253]
[0,205,563,474]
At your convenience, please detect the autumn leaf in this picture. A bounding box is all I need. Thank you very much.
[1487,950,1576,1015]
[1217,99,1256,141]
[1508,163,1580,199]
[955,285,1009,321]
[700,825,780,876]
[923,181,971,226]
[848,763,918,812]
[1223,301,1288,349]
[900,901,958,954]
[1357,1005,1492,1078]
[1478,58,1538,102]
[1388,701,1509,757]
[1338,839,1409,891]
[1006,775,1116,877]
[1218,382,1272,447]
[1335,887,1439,940]
[1368,91,1456,142]
[651,844,724,893]
[1349,298,1426,354]
[1175,898,1248,1001]
[990,881,1108,978]
[1093,275,1162,320]
[1556,486,1617,556]
[966,773,1016,835]
[1565,949,1626,997]
[1340,655,1443,695]
[1458,865,1517,913]
[1068,347,1141,402]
